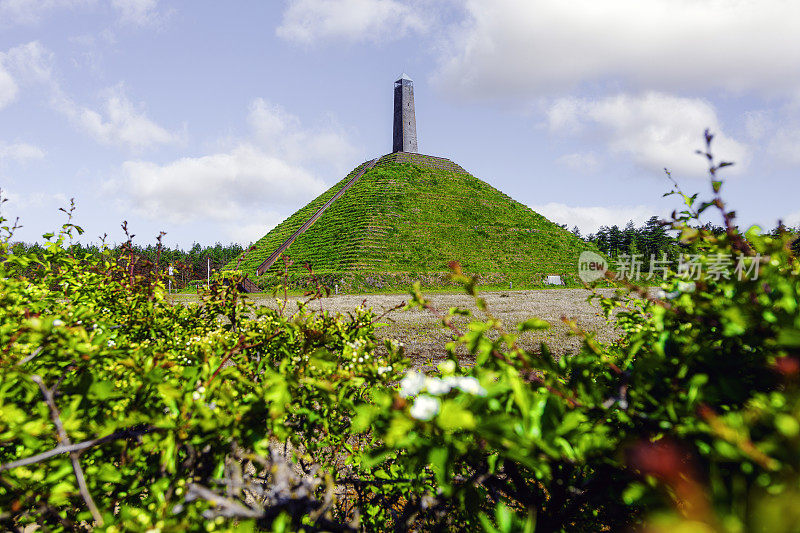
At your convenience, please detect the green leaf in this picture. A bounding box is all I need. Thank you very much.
[518,318,550,331]
[96,462,123,483]
[777,328,800,347]
[776,415,800,437]
[437,401,476,431]
[495,502,513,533]
[88,380,115,400]
[428,447,449,486]
[622,482,646,505]
[721,307,747,336]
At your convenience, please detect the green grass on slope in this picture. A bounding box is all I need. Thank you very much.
[226,161,601,278]
[228,160,373,273]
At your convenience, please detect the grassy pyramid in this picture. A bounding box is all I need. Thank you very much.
[226,153,601,288]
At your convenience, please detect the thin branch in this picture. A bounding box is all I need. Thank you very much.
[560,315,623,375]
[15,346,42,366]
[206,335,270,386]
[0,425,154,472]
[371,301,407,324]
[187,483,263,518]
[421,301,464,338]
[527,373,585,409]
[337,477,415,486]
[698,404,778,471]
[31,375,103,526]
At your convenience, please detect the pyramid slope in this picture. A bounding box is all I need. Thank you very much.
[228,156,599,280]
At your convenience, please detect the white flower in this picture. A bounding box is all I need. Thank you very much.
[438,360,456,374]
[107,340,116,347]
[52,319,64,327]
[442,376,487,396]
[377,366,392,375]
[399,371,426,398]
[192,391,201,401]
[347,339,365,350]
[425,377,452,395]
[677,281,696,293]
[409,395,440,421]
[453,376,487,396]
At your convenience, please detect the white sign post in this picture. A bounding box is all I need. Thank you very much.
[168,265,173,294]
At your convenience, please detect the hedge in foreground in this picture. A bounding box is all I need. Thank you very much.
[1,135,799,532]
[0,207,410,530]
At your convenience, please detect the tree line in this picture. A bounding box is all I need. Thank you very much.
[8,241,247,288]
[563,216,799,265]
[11,216,798,283]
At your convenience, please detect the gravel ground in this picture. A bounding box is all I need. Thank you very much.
[247,288,620,369]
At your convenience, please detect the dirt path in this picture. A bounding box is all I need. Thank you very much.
[248,288,619,368]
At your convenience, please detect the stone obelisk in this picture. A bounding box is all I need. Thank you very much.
[392,73,418,153]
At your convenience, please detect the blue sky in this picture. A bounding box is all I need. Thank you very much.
[1,0,799,248]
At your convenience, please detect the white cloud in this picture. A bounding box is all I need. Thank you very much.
[52,87,179,150]
[748,111,800,166]
[546,92,749,178]
[0,0,93,25]
[114,144,325,224]
[107,99,357,243]
[229,217,286,245]
[436,0,800,99]
[111,0,162,26]
[0,63,17,109]
[728,107,800,167]
[556,152,601,173]
[0,42,174,151]
[0,42,54,107]
[277,0,427,44]
[767,127,800,166]
[744,110,771,142]
[0,41,54,109]
[532,202,659,235]
[785,211,800,228]
[0,142,45,162]
[2,189,67,211]
[248,98,356,171]
[4,41,54,83]
[0,0,162,27]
